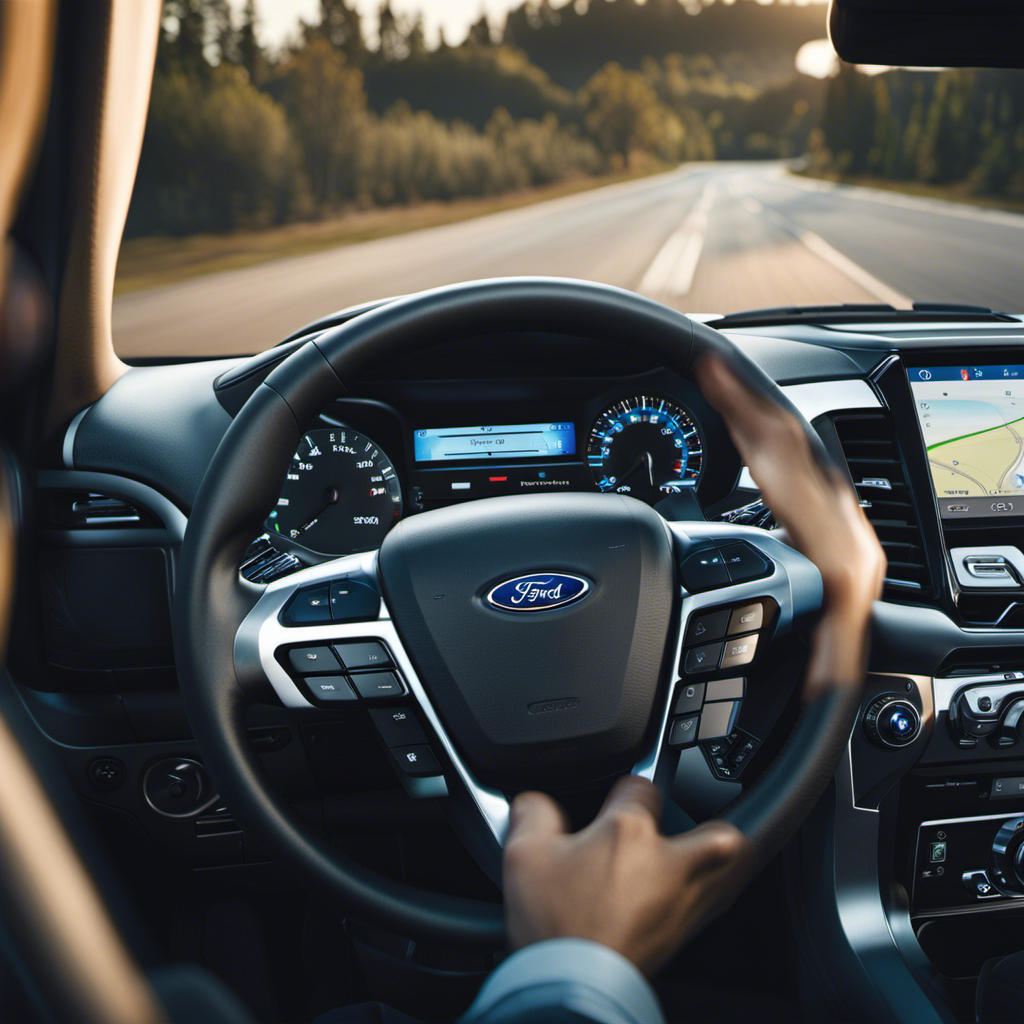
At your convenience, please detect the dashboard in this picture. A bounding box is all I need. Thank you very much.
[263,369,739,559]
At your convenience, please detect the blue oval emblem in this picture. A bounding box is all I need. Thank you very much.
[485,573,590,612]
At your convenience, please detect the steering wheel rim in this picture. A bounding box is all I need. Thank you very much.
[173,277,861,945]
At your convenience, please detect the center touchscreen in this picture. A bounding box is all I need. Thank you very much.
[909,363,1024,518]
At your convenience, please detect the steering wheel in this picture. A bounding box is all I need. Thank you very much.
[173,278,860,946]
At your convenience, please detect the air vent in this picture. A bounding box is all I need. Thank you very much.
[43,490,155,528]
[833,412,929,594]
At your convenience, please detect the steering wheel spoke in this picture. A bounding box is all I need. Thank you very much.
[235,550,512,847]
[635,523,822,824]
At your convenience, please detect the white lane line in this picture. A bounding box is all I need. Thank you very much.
[745,195,911,307]
[639,181,717,297]
[780,167,1024,232]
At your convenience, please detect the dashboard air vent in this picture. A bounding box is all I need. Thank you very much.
[833,412,929,594]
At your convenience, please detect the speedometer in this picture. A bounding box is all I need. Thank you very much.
[266,428,402,555]
[587,396,704,503]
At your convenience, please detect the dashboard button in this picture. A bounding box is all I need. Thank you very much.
[330,580,381,623]
[668,714,700,747]
[684,642,723,675]
[727,602,764,636]
[369,707,427,747]
[334,641,392,670]
[719,543,772,584]
[281,585,332,625]
[680,550,730,592]
[391,745,442,777]
[673,682,705,715]
[287,646,341,674]
[306,675,357,702]
[351,671,405,700]
[698,701,739,741]
[721,634,759,669]
[706,677,745,702]
[685,608,731,646]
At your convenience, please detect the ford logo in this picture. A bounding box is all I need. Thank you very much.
[485,573,591,612]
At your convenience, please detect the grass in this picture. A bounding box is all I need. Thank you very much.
[114,163,670,297]
[794,168,1024,216]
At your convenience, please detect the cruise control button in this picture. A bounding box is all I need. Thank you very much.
[330,579,381,623]
[673,682,705,715]
[727,602,764,636]
[698,701,738,740]
[351,671,404,700]
[684,642,723,675]
[719,543,771,584]
[334,641,392,670]
[391,745,442,777]
[680,550,730,592]
[685,609,731,646]
[721,634,759,669]
[287,646,341,675]
[668,714,700,747]
[281,585,332,625]
[369,707,427,747]
[705,677,745,702]
[306,676,357,701]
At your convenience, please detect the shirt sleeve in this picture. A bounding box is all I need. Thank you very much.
[459,939,666,1024]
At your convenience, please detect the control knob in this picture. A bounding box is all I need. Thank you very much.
[990,816,1024,896]
[863,694,921,748]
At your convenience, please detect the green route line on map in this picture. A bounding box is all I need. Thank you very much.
[926,412,1024,451]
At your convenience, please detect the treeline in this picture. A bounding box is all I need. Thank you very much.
[810,65,1024,199]
[127,0,827,237]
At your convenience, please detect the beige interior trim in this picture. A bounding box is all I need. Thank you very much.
[47,0,162,435]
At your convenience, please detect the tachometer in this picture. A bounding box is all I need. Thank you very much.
[587,396,704,503]
[266,427,402,555]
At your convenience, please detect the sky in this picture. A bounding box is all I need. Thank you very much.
[232,0,831,53]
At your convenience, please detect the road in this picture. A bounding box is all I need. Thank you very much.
[113,161,1024,358]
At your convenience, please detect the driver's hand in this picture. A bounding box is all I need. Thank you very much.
[696,354,886,695]
[504,775,752,976]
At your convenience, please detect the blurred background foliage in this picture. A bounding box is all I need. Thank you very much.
[127,0,1024,240]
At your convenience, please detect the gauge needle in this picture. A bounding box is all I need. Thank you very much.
[299,486,339,533]
[617,451,655,490]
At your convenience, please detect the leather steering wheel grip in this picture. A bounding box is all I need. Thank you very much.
[172,277,858,942]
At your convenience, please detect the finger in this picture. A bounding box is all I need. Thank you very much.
[506,790,568,844]
[669,821,752,880]
[595,774,663,824]
[695,354,777,446]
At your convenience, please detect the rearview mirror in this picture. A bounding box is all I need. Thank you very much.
[829,0,1024,68]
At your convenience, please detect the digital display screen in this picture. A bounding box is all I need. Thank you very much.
[413,422,576,462]
[909,364,1024,518]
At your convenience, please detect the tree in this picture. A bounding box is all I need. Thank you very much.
[377,2,405,61]
[466,13,492,47]
[316,0,367,66]
[279,36,368,206]
[238,0,268,84]
[582,62,668,165]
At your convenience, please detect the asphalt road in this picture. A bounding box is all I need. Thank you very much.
[113,161,1024,358]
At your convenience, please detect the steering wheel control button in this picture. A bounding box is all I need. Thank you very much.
[720,634,759,670]
[680,550,730,592]
[718,542,772,584]
[673,682,705,715]
[334,641,392,671]
[668,714,700,747]
[369,707,428,747]
[351,671,405,700]
[684,642,723,675]
[698,701,739,741]
[286,645,341,675]
[700,728,759,779]
[685,609,731,646]
[705,677,745,702]
[391,745,442,777]
[329,579,381,622]
[281,584,333,625]
[306,676,358,702]
[143,758,211,818]
[727,602,764,636]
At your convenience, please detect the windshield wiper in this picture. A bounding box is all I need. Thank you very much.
[708,302,1015,329]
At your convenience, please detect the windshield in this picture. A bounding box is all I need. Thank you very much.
[114,0,1024,358]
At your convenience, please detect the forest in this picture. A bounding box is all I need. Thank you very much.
[127,0,828,236]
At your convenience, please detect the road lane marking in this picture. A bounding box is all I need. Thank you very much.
[746,195,911,307]
[639,181,717,297]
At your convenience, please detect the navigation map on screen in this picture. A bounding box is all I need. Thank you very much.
[909,364,1024,518]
